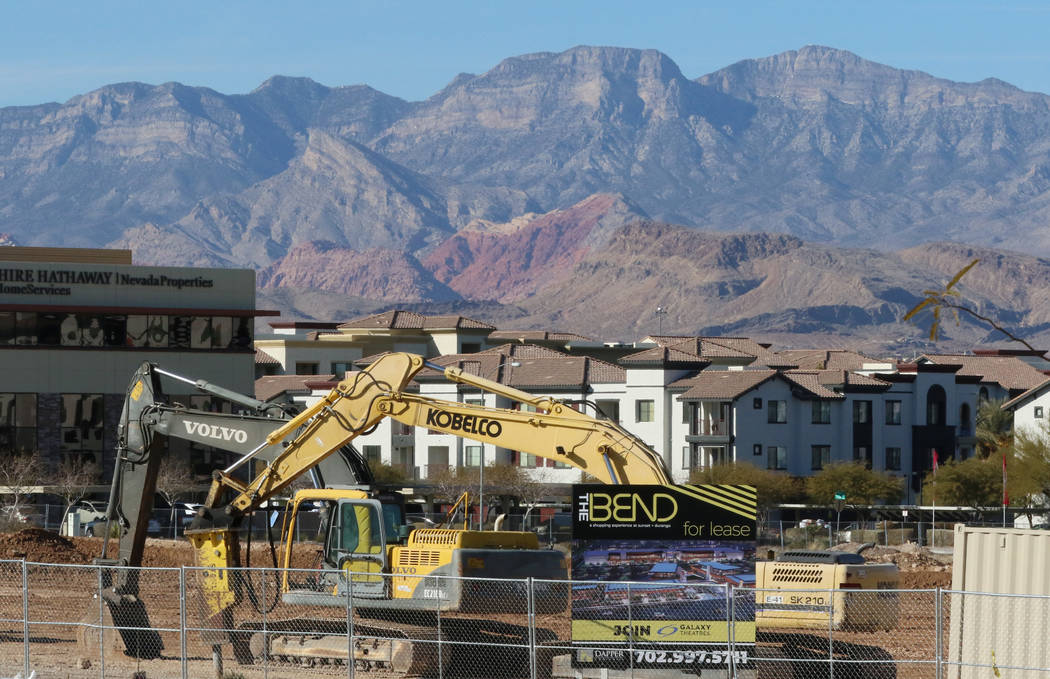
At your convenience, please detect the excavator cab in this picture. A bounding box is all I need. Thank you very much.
[324,498,387,597]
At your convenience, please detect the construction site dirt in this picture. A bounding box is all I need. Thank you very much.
[0,530,953,679]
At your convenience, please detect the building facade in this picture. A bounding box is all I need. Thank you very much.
[0,247,271,477]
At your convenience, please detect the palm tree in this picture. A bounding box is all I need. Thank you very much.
[976,397,1012,459]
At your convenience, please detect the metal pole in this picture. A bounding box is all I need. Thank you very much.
[627,581,633,676]
[527,577,537,679]
[935,588,944,679]
[828,585,835,679]
[98,565,106,679]
[347,567,355,679]
[22,560,29,679]
[437,577,444,679]
[478,447,484,531]
[726,583,735,679]
[262,566,269,679]
[779,520,784,551]
[180,568,188,679]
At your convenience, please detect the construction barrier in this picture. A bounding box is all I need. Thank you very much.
[0,560,1046,678]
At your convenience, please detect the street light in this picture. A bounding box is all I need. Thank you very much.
[655,306,668,335]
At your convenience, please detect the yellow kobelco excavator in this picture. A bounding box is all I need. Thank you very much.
[98,351,671,674]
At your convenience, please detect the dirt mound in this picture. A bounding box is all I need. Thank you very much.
[0,528,93,563]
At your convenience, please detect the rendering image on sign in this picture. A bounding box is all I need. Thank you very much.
[571,484,757,670]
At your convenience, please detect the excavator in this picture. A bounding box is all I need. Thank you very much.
[96,351,671,674]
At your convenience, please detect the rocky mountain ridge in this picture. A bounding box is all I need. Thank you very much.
[5,45,1050,350]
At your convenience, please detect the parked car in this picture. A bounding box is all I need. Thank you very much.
[84,516,161,537]
[69,500,107,525]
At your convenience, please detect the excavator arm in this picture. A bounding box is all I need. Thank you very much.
[201,352,670,524]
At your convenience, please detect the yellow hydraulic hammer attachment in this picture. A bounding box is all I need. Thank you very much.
[185,527,241,639]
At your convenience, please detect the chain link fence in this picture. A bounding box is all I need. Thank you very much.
[0,560,1048,678]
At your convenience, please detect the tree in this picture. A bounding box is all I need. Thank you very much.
[805,462,903,506]
[155,455,199,539]
[0,450,42,525]
[688,462,803,521]
[1006,425,1050,525]
[427,465,480,505]
[903,258,1041,350]
[976,398,1012,459]
[370,462,413,486]
[53,456,100,520]
[920,457,1002,509]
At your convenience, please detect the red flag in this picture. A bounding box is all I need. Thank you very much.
[1003,451,1009,506]
[932,449,938,473]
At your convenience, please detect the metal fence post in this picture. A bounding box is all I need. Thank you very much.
[828,586,835,679]
[98,565,106,679]
[527,577,537,679]
[726,584,735,679]
[180,567,188,679]
[627,581,633,677]
[262,567,269,679]
[935,588,944,679]
[436,576,444,679]
[22,560,29,679]
[346,568,354,679]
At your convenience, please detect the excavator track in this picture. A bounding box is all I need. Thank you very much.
[232,615,552,678]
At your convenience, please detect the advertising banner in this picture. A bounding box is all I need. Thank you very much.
[571,483,756,670]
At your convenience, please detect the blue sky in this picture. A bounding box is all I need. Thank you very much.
[2,1,1049,107]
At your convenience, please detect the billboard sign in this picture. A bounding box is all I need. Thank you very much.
[571,483,756,670]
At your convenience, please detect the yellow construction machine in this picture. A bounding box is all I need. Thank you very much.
[99,351,669,674]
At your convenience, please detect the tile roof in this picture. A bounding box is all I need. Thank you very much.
[1003,377,1050,410]
[677,370,776,400]
[920,354,1049,392]
[254,348,280,365]
[488,330,597,342]
[659,337,774,361]
[425,344,625,389]
[781,372,845,400]
[255,374,335,401]
[619,346,710,367]
[338,310,495,331]
[761,350,887,371]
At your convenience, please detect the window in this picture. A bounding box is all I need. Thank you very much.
[331,362,353,376]
[853,401,871,424]
[0,394,36,454]
[519,452,539,467]
[596,400,619,422]
[465,398,484,407]
[1036,406,1045,419]
[767,400,787,424]
[927,385,946,425]
[464,445,483,467]
[461,343,481,354]
[682,446,690,470]
[753,443,762,456]
[60,393,104,465]
[682,403,689,424]
[811,445,830,470]
[295,362,319,375]
[767,446,787,470]
[753,398,762,410]
[854,446,871,468]
[427,446,449,469]
[361,445,382,466]
[812,401,831,424]
[636,400,655,423]
[886,447,902,471]
[885,400,902,425]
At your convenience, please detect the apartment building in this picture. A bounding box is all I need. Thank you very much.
[253,311,1047,494]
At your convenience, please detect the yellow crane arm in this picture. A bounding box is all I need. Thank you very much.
[209,352,670,515]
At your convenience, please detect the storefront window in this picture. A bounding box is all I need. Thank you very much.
[0,394,37,454]
[60,393,104,465]
[0,312,251,350]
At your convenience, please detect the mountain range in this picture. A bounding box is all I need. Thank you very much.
[4,45,1050,352]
